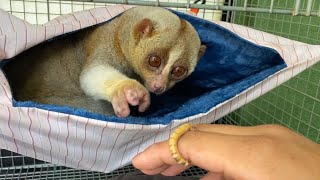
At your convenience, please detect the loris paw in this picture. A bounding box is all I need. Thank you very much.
[111,80,150,118]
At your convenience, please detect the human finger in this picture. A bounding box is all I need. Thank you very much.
[193,124,278,136]
[139,164,170,175]
[160,164,190,176]
[200,172,225,180]
[132,141,176,173]
[134,130,262,178]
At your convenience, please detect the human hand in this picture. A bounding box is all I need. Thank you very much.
[133,124,320,180]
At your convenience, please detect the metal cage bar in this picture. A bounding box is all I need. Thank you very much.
[227,0,320,143]
[89,0,320,16]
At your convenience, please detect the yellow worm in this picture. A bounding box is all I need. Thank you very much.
[169,123,194,166]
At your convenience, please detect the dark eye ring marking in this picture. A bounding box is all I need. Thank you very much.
[148,55,161,68]
[171,66,186,78]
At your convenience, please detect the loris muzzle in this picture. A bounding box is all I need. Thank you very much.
[4,6,206,118]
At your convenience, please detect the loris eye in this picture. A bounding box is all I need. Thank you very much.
[148,55,161,68]
[172,66,186,78]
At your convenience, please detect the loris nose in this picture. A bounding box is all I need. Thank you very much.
[153,85,165,94]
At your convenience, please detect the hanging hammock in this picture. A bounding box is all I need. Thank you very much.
[0,5,319,173]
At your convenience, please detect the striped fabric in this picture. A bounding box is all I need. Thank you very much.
[0,5,320,173]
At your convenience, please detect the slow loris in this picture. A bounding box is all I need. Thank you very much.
[3,6,206,117]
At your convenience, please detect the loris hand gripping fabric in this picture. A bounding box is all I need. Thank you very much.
[0,5,319,173]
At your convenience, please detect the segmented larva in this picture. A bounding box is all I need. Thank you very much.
[169,123,194,166]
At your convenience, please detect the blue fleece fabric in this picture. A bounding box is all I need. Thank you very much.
[9,10,286,125]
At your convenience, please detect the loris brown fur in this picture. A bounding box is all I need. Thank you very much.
[3,6,206,117]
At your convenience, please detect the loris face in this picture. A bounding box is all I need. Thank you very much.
[130,17,206,95]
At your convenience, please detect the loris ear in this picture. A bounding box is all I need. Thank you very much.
[134,18,153,39]
[198,45,207,59]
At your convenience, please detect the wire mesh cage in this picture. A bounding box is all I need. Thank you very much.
[0,0,319,179]
[225,0,320,143]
